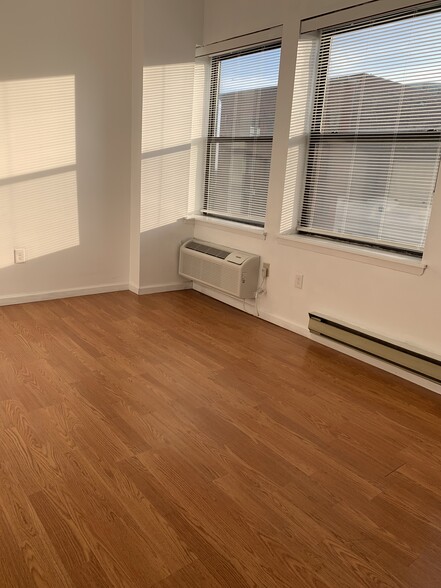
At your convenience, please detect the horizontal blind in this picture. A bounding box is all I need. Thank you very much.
[203,43,281,225]
[280,32,320,233]
[299,3,441,254]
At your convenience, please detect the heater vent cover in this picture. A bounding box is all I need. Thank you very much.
[309,313,441,383]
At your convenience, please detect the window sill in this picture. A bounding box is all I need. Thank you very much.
[186,215,267,240]
[277,234,427,275]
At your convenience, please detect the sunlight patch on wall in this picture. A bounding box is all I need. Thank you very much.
[0,75,79,268]
[140,64,195,232]
[0,171,78,268]
[0,76,76,179]
[188,58,210,216]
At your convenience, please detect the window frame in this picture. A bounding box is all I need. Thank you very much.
[202,42,281,227]
[298,7,441,257]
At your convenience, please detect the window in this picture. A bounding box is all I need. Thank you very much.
[299,5,441,256]
[203,43,281,226]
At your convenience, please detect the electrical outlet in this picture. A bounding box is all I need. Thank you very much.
[14,248,26,264]
[262,263,270,277]
[295,274,304,289]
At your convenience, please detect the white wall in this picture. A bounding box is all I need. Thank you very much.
[1,0,203,301]
[130,0,204,293]
[0,0,132,300]
[203,0,289,45]
[197,0,441,363]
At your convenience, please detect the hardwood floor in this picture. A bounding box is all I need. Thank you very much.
[0,290,440,587]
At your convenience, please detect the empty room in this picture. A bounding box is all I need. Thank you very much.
[1,0,441,586]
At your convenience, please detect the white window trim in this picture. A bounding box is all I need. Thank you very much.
[196,26,283,58]
[300,0,432,33]
[186,214,267,240]
[277,233,427,275]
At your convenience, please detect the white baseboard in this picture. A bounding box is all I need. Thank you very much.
[192,283,263,319]
[193,283,441,396]
[0,281,191,307]
[193,283,309,336]
[258,309,311,339]
[135,281,192,296]
[0,283,129,307]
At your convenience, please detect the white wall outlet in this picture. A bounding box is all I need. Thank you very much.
[14,248,26,264]
[295,274,304,289]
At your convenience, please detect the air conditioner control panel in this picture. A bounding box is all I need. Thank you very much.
[226,252,248,265]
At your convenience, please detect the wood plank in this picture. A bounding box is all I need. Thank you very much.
[0,290,439,586]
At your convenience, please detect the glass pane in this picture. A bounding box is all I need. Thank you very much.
[205,141,273,223]
[303,140,439,249]
[216,47,281,138]
[322,12,441,133]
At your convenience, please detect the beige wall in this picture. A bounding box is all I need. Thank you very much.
[196,0,441,369]
[0,0,132,300]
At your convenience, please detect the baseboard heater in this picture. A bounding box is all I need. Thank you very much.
[309,313,441,383]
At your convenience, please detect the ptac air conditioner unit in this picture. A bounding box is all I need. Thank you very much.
[179,239,260,299]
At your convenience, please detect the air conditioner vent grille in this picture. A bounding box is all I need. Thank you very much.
[185,240,230,260]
